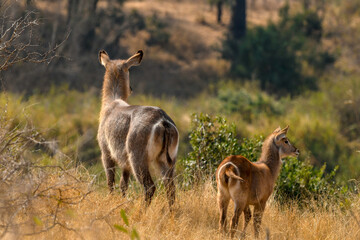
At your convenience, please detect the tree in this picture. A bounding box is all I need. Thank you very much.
[0,8,62,72]
[208,0,226,24]
[303,0,310,10]
[216,0,224,24]
[222,5,334,97]
[230,0,246,39]
[66,0,99,54]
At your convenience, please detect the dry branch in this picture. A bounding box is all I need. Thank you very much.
[0,108,93,239]
[0,9,67,72]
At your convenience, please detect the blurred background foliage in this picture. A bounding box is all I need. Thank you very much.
[222,4,335,96]
[1,0,360,202]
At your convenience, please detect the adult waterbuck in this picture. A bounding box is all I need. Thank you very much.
[216,126,299,238]
[97,50,179,207]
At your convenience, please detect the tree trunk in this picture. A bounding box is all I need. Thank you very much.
[230,0,246,39]
[67,0,98,24]
[303,0,310,10]
[216,0,223,24]
[67,0,99,54]
[67,0,80,25]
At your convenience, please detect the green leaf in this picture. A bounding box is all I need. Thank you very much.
[33,216,43,226]
[131,228,140,240]
[120,209,129,226]
[114,224,128,233]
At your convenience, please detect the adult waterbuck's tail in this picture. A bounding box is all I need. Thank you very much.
[97,50,179,208]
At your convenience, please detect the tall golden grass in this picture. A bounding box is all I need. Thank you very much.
[5,172,359,240]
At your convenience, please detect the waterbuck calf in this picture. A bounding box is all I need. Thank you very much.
[97,50,179,207]
[216,126,299,238]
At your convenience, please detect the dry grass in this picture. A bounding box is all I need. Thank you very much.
[4,173,359,240]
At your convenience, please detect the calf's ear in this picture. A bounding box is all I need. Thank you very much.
[275,125,289,141]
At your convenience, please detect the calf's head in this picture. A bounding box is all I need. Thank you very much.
[272,126,299,159]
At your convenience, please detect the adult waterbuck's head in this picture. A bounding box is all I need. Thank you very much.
[216,126,298,238]
[99,49,143,104]
[97,50,179,208]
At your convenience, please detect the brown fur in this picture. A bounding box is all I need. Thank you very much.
[216,126,299,238]
[97,50,179,207]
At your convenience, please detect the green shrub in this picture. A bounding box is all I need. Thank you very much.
[181,113,239,185]
[327,76,360,141]
[237,135,263,162]
[180,113,263,186]
[145,13,170,46]
[128,9,146,33]
[222,5,334,96]
[275,157,348,208]
[217,86,284,122]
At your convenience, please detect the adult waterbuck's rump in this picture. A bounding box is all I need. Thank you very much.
[216,126,299,238]
[97,50,179,207]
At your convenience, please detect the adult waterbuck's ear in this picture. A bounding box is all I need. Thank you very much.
[99,50,110,67]
[124,50,143,70]
[275,125,289,141]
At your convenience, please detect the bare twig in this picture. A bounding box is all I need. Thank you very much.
[0,10,69,72]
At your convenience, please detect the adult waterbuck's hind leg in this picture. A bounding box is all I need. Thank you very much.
[141,169,156,207]
[155,120,179,208]
[101,149,116,193]
[160,164,176,208]
[129,153,156,206]
[120,169,130,197]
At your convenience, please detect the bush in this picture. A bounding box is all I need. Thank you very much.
[181,113,239,185]
[0,87,101,166]
[145,13,170,46]
[217,86,284,122]
[275,157,348,208]
[128,9,146,33]
[222,5,334,96]
[0,101,93,237]
[180,113,263,186]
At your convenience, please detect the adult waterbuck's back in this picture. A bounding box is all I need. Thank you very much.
[216,126,299,238]
[97,50,179,207]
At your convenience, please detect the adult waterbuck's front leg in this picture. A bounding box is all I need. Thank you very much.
[120,169,130,197]
[101,148,116,192]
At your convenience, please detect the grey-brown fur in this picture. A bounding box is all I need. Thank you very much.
[97,50,179,207]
